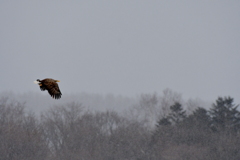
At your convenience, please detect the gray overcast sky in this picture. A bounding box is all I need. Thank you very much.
[0,1,239,102]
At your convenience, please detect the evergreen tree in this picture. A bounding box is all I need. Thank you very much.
[179,107,212,145]
[167,102,186,124]
[190,107,211,129]
[209,97,240,133]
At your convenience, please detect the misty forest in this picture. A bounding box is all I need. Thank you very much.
[0,89,240,160]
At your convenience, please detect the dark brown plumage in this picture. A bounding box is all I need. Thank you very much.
[35,78,62,99]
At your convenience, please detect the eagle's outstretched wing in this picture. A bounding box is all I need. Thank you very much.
[45,82,62,99]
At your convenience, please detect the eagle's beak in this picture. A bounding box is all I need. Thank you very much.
[56,80,60,82]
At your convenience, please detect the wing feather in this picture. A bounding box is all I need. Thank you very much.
[41,79,62,99]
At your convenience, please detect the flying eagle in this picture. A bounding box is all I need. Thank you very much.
[34,78,62,99]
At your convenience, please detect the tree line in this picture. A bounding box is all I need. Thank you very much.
[0,95,239,160]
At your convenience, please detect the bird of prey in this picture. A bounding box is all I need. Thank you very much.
[34,78,62,99]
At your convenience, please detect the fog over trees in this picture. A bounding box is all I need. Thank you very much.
[0,89,239,160]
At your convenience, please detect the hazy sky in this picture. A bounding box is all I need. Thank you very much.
[1,1,239,102]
